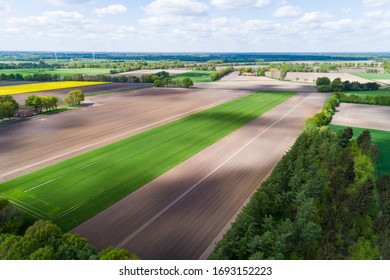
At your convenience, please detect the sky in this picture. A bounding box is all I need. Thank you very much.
[0,0,389,52]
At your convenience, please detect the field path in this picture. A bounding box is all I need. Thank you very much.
[72,92,327,260]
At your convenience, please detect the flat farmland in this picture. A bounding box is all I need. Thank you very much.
[330,125,390,174]
[353,73,390,80]
[8,82,152,103]
[171,71,215,82]
[0,68,113,76]
[0,87,252,182]
[341,89,390,97]
[112,69,191,77]
[72,92,328,259]
[331,103,390,131]
[0,81,39,86]
[196,76,316,92]
[285,72,372,84]
[0,91,294,230]
[0,81,107,96]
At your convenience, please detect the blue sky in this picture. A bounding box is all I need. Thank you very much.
[0,0,389,52]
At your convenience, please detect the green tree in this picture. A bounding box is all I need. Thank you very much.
[349,237,380,260]
[357,129,372,155]
[180,78,194,88]
[0,198,23,234]
[28,246,56,260]
[64,89,85,106]
[316,77,331,86]
[25,94,43,112]
[24,220,62,247]
[98,247,139,260]
[0,101,17,120]
[377,174,390,194]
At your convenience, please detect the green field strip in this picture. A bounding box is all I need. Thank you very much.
[353,73,390,80]
[342,90,390,97]
[171,71,216,82]
[0,91,295,230]
[330,124,390,175]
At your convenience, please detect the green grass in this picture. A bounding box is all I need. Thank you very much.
[171,71,215,82]
[0,91,295,230]
[330,124,390,175]
[0,68,113,77]
[353,73,390,80]
[342,90,390,97]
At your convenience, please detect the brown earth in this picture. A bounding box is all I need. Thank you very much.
[72,92,328,260]
[331,103,390,131]
[0,81,39,86]
[197,73,317,92]
[0,87,250,182]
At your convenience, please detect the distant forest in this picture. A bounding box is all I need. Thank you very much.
[1,52,390,63]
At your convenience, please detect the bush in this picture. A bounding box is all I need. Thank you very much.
[64,89,84,106]
[316,77,331,86]
[317,85,333,92]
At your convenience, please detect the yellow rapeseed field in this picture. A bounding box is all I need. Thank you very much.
[0,81,108,96]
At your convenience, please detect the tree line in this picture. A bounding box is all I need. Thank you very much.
[0,198,138,260]
[338,92,390,106]
[211,67,234,81]
[154,77,194,88]
[1,90,85,121]
[316,77,380,92]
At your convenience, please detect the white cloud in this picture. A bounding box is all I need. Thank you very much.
[363,10,383,17]
[139,16,186,27]
[94,4,127,16]
[8,10,84,26]
[4,10,136,43]
[210,0,269,10]
[296,11,331,24]
[0,1,10,15]
[144,0,208,16]
[273,5,301,18]
[340,8,352,14]
[362,0,389,7]
[44,0,95,5]
[321,19,354,30]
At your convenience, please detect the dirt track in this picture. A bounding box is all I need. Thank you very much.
[331,103,390,131]
[72,92,327,260]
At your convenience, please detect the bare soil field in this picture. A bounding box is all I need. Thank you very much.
[197,74,316,92]
[72,92,328,260]
[285,72,372,84]
[0,87,250,182]
[9,82,151,103]
[331,103,390,131]
[0,81,39,86]
[112,69,191,77]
